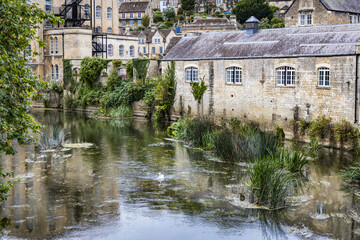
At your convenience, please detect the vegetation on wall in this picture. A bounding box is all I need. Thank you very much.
[80,57,108,88]
[133,58,150,84]
[190,77,208,103]
[126,60,134,79]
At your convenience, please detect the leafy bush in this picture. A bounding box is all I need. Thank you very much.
[133,58,150,83]
[190,77,207,103]
[108,105,133,118]
[107,66,122,91]
[80,57,108,88]
[101,80,136,109]
[341,161,360,182]
[309,115,332,139]
[63,94,79,110]
[333,120,360,146]
[126,60,133,79]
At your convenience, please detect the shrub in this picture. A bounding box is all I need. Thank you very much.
[63,94,79,111]
[341,161,360,182]
[309,115,332,139]
[107,67,122,91]
[101,80,136,109]
[108,105,133,118]
[190,77,207,103]
[126,60,134,79]
[133,58,150,83]
[80,57,108,88]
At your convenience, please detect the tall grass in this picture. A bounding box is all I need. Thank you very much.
[273,148,309,173]
[108,105,133,118]
[341,161,360,182]
[38,125,68,150]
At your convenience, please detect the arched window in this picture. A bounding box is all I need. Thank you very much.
[107,27,112,33]
[276,66,295,86]
[51,65,54,79]
[318,67,330,87]
[84,4,90,18]
[95,26,101,33]
[45,0,52,12]
[96,6,101,19]
[226,67,242,84]
[55,65,59,79]
[185,67,198,82]
[119,45,124,56]
[130,45,134,57]
[55,37,58,54]
[107,8,112,19]
[25,44,32,58]
[108,44,113,56]
[50,37,54,54]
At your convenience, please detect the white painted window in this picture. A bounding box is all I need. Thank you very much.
[318,67,330,87]
[55,65,59,79]
[216,0,221,4]
[119,45,124,56]
[50,37,54,55]
[276,67,295,86]
[107,8,112,19]
[108,44,113,56]
[96,6,101,19]
[152,47,155,54]
[300,14,305,26]
[107,27,112,33]
[185,67,198,82]
[55,37,58,54]
[143,47,146,53]
[51,65,54,79]
[226,67,242,84]
[130,45,134,57]
[122,13,125,18]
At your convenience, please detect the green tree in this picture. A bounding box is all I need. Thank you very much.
[181,0,195,12]
[154,10,163,23]
[163,8,176,21]
[0,0,59,155]
[232,0,273,24]
[141,14,150,27]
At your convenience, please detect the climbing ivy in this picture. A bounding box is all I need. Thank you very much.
[133,58,150,83]
[125,60,134,79]
[62,59,73,88]
[80,57,108,88]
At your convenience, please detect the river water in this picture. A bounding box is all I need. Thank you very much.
[0,109,359,239]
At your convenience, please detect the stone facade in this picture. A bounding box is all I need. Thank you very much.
[180,15,239,35]
[285,0,360,27]
[267,0,293,9]
[119,2,153,29]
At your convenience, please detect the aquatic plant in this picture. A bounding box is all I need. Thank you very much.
[309,115,332,139]
[108,105,133,118]
[341,161,360,182]
[213,129,241,161]
[273,147,309,174]
[38,125,68,150]
[247,157,296,209]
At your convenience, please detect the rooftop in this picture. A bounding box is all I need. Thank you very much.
[163,24,360,61]
[119,2,149,13]
[320,0,360,14]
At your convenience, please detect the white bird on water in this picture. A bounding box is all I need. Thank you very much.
[157,172,164,182]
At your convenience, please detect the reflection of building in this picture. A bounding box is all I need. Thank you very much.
[285,0,360,27]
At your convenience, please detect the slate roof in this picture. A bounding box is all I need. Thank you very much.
[164,37,182,55]
[143,30,156,43]
[158,29,173,39]
[119,2,149,13]
[163,24,360,61]
[320,0,360,14]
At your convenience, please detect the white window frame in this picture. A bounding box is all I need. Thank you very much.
[107,8,112,19]
[318,67,330,87]
[130,45,134,57]
[96,6,101,19]
[152,47,155,54]
[350,15,358,24]
[276,66,295,86]
[185,67,198,82]
[306,13,312,25]
[300,14,305,26]
[119,45,124,56]
[108,44,113,56]
[160,47,163,54]
[226,67,242,84]
[143,47,146,53]
[122,13,125,19]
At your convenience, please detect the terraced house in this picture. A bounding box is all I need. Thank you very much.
[119,2,153,28]
[162,19,360,130]
[285,0,360,27]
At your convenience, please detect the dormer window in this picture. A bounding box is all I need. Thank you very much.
[300,12,312,26]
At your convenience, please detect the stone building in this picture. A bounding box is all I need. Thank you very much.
[180,15,239,35]
[119,2,153,29]
[285,0,360,27]
[162,22,360,130]
[267,0,293,9]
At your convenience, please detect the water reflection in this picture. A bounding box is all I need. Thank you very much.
[1,109,360,239]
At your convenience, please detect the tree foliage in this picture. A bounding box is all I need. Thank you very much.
[141,14,151,28]
[0,0,59,155]
[232,0,273,24]
[79,57,108,88]
[190,77,208,103]
[163,8,176,21]
[259,17,284,29]
[181,0,195,12]
[133,58,150,84]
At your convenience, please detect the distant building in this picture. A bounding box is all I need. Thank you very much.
[285,0,360,27]
[267,0,293,9]
[119,2,153,29]
[181,15,239,35]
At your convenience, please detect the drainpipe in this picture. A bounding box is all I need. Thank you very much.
[355,53,359,123]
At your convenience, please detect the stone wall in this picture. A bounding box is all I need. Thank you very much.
[162,55,360,131]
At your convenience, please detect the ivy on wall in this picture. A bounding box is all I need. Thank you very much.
[133,58,150,83]
[80,57,109,88]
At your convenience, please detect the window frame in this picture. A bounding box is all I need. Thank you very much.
[130,45,134,57]
[55,65,59,80]
[50,37,54,55]
[276,66,295,86]
[318,67,330,87]
[226,66,242,84]
[107,27,112,33]
[96,6,101,19]
[51,64,54,80]
[55,37,58,54]
[108,44,113,56]
[185,67,199,83]
[119,45,124,57]
[107,7,112,19]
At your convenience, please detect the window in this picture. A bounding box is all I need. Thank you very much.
[84,4,90,18]
[130,13,133,19]
[119,0,124,3]
[95,26,101,32]
[226,67,242,84]
[45,0,52,12]
[138,12,141,18]
[55,65,59,79]
[138,20,142,25]
[162,1,166,6]
[151,0,154,2]
[25,44,32,58]
[50,37,54,55]
[107,27,112,33]
[130,46,134,57]
[130,20,133,26]
[160,47,163,54]
[119,45,124,56]
[96,6,101,19]
[307,13,312,25]
[45,21,53,28]
[300,12,312,26]
[185,67,198,82]
[350,15,358,24]
[55,37,58,54]
[108,44,113,56]
[122,13,125,18]
[152,47,155,54]
[143,47,146,53]
[300,14,305,26]
[318,67,329,87]
[276,67,295,86]
[122,21,126,27]
[173,1,175,5]
[51,65,54,79]
[216,0,221,4]
[107,8,112,19]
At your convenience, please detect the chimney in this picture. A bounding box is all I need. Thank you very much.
[245,16,259,35]
[150,23,156,32]
[229,15,237,27]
